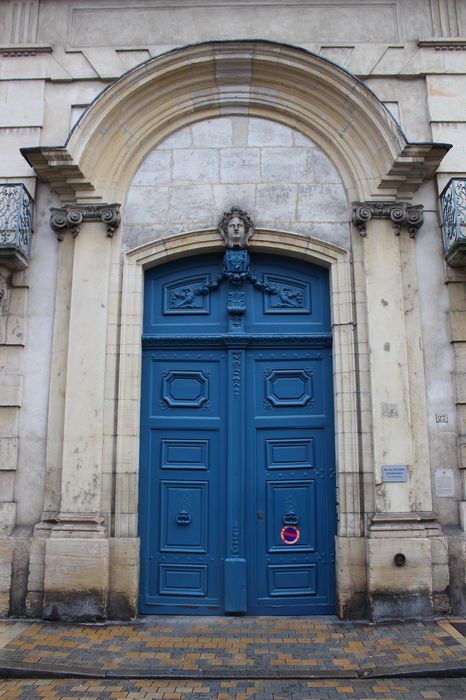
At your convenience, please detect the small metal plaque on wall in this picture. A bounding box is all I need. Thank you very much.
[382,465,407,482]
[435,469,455,498]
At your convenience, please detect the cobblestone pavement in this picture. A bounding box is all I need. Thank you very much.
[1,678,466,699]
[0,617,465,679]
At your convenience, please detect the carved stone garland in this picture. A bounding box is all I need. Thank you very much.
[50,204,121,240]
[352,201,424,237]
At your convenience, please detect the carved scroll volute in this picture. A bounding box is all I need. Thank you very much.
[50,204,121,240]
[351,201,424,238]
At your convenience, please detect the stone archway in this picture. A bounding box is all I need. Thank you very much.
[23,41,447,205]
[22,41,450,621]
[116,229,356,617]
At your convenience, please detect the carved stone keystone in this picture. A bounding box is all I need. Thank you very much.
[50,204,121,240]
[352,201,424,237]
[218,206,254,249]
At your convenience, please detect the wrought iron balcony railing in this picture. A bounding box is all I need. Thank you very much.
[440,178,466,267]
[0,183,33,269]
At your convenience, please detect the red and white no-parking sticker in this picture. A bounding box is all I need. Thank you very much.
[280,525,300,545]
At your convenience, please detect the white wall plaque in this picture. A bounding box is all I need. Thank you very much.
[382,465,407,482]
[435,469,455,498]
[435,413,448,423]
[381,403,399,418]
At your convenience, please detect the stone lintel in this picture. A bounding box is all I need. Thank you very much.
[352,201,424,237]
[50,204,121,240]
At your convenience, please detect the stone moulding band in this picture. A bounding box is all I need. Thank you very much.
[142,334,333,348]
[53,512,105,525]
[352,201,424,237]
[0,44,53,56]
[50,204,121,240]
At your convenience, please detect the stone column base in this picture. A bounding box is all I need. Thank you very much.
[25,535,46,618]
[335,536,367,619]
[431,535,450,615]
[448,531,466,615]
[366,512,453,621]
[367,536,434,621]
[108,537,139,619]
[43,538,109,621]
[0,538,13,616]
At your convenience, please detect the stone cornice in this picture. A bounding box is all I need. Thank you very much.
[21,147,96,202]
[50,204,121,240]
[0,43,53,56]
[352,201,424,237]
[418,38,466,50]
[377,143,451,199]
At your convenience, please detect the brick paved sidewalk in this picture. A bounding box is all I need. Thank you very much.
[0,617,464,681]
[2,677,466,699]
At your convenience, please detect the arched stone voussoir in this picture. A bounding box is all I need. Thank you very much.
[21,41,451,203]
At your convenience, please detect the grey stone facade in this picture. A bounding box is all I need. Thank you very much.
[0,0,466,621]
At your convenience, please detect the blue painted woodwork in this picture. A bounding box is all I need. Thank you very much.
[139,253,336,615]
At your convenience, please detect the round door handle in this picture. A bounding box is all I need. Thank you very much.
[257,511,264,520]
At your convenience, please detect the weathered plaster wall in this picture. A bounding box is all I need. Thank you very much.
[123,117,349,251]
[415,204,462,524]
[14,183,59,528]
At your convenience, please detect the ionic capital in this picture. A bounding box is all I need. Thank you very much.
[50,203,121,240]
[352,201,424,238]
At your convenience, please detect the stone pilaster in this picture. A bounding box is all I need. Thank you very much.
[353,202,445,620]
[41,208,120,621]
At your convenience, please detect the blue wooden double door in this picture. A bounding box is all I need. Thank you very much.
[139,253,336,615]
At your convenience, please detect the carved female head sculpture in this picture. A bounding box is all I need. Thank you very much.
[218,207,254,249]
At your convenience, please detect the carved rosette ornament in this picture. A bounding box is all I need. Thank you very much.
[50,204,121,240]
[352,201,424,238]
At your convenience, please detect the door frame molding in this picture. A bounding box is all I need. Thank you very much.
[115,228,362,562]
